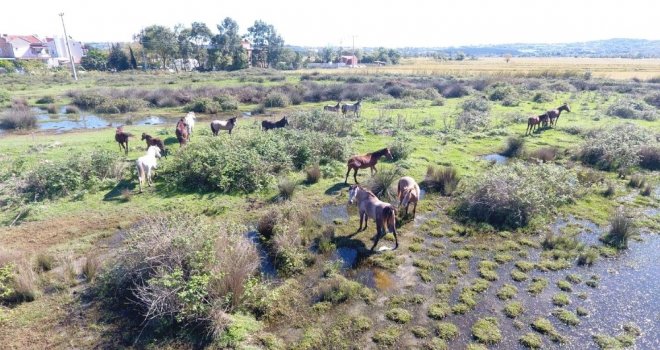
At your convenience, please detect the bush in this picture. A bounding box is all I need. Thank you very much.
[35,253,55,272]
[437,82,470,98]
[462,97,490,112]
[530,147,558,163]
[456,163,580,228]
[0,89,10,104]
[424,166,459,196]
[36,96,55,104]
[644,92,660,108]
[0,258,38,303]
[305,164,321,184]
[488,84,517,102]
[606,99,657,121]
[277,178,296,200]
[0,105,37,130]
[96,98,147,114]
[213,94,239,111]
[263,91,290,108]
[578,123,652,172]
[638,146,660,170]
[472,317,502,345]
[185,97,220,114]
[388,137,413,161]
[367,165,403,199]
[46,104,58,114]
[289,110,353,137]
[628,174,646,188]
[532,91,553,103]
[71,92,107,109]
[101,215,259,330]
[456,111,490,131]
[601,209,634,249]
[501,137,525,157]
[64,105,80,114]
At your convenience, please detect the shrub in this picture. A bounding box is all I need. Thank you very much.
[366,165,403,199]
[578,123,652,172]
[277,178,296,200]
[185,97,220,114]
[263,91,290,108]
[472,317,502,344]
[503,301,524,318]
[424,166,459,196]
[519,332,543,349]
[46,104,57,114]
[0,89,10,104]
[644,92,660,108]
[462,96,490,112]
[532,91,553,103]
[289,110,353,137]
[601,209,634,249]
[213,94,239,111]
[101,215,259,329]
[64,105,80,114]
[607,99,657,121]
[501,136,525,157]
[305,164,321,184]
[628,174,646,188]
[1,105,37,130]
[71,92,107,109]
[36,253,55,272]
[428,302,451,320]
[530,147,558,163]
[436,322,459,340]
[437,82,470,98]
[36,96,55,104]
[82,254,99,282]
[388,137,413,161]
[456,111,490,131]
[638,146,660,170]
[488,84,517,102]
[385,307,412,324]
[456,163,579,228]
[1,259,39,303]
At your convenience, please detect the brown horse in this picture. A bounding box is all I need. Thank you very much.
[526,113,549,135]
[547,103,571,127]
[345,148,393,184]
[323,101,341,112]
[262,116,288,131]
[397,176,420,218]
[141,132,166,155]
[175,118,189,147]
[115,126,131,154]
[348,185,398,251]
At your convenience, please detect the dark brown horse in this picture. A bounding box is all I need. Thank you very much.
[114,126,131,154]
[341,98,362,117]
[345,147,393,184]
[262,116,288,131]
[175,118,189,147]
[323,101,341,112]
[141,132,166,155]
[348,185,398,251]
[547,103,571,127]
[526,113,549,135]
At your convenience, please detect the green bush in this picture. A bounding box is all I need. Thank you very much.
[456,163,579,228]
[501,136,525,157]
[186,97,220,114]
[456,111,490,131]
[601,209,634,249]
[263,91,290,108]
[606,99,657,121]
[389,137,413,161]
[462,97,490,112]
[578,123,652,172]
[71,92,107,109]
[1,106,37,130]
[289,110,353,137]
[213,94,239,111]
[424,166,459,196]
[0,89,10,104]
[36,96,55,104]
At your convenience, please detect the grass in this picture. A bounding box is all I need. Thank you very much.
[427,302,451,320]
[601,210,635,249]
[527,277,548,296]
[519,332,543,349]
[552,308,580,326]
[531,317,564,343]
[471,317,502,345]
[552,292,571,306]
[385,308,412,324]
[496,284,518,300]
[436,322,459,340]
[503,301,524,318]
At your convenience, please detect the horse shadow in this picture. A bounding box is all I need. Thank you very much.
[325,182,350,195]
[330,231,379,265]
[163,136,179,146]
[103,179,136,202]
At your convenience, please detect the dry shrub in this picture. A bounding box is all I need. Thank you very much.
[35,253,55,272]
[638,146,660,171]
[277,178,296,201]
[210,231,259,308]
[531,147,558,163]
[501,136,525,158]
[1,105,37,130]
[601,209,634,249]
[82,254,100,282]
[424,165,459,196]
[305,164,321,184]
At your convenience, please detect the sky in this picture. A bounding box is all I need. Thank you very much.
[3,0,659,47]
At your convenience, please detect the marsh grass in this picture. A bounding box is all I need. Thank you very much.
[601,209,634,249]
[424,165,459,196]
[1,105,37,130]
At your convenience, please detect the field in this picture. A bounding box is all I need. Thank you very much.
[0,58,659,349]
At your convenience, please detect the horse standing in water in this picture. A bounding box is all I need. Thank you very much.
[136,146,162,193]
[262,116,288,131]
[341,98,362,117]
[175,119,189,147]
[115,126,131,155]
[210,117,238,136]
[348,185,398,251]
[184,112,196,140]
[345,148,393,184]
[397,176,420,218]
[141,133,166,156]
[324,101,341,113]
[547,103,570,127]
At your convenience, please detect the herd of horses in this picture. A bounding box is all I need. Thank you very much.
[114,99,569,251]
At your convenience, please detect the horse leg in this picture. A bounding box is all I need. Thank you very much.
[362,212,368,231]
[125,141,129,155]
[412,201,417,218]
[357,210,364,231]
[345,167,351,184]
[354,168,359,184]
[370,223,383,251]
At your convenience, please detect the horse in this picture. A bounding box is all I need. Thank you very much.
[184,112,196,139]
[345,148,393,184]
[547,103,570,127]
[136,146,162,193]
[210,117,238,136]
[348,185,398,251]
[141,132,166,156]
[175,118,189,147]
[341,98,362,117]
[114,126,131,155]
[526,113,548,135]
[323,101,341,113]
[262,116,288,131]
[397,176,420,218]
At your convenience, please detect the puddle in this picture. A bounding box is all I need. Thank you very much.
[320,204,349,225]
[482,153,509,164]
[332,247,358,269]
[245,231,277,277]
[35,113,175,132]
[643,207,659,217]
[349,267,396,291]
[419,188,426,200]
[551,215,602,246]
[242,112,252,117]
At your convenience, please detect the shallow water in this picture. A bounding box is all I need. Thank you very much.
[319,204,349,225]
[483,153,509,164]
[35,113,174,132]
[245,230,277,278]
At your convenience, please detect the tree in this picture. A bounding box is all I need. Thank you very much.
[189,22,212,69]
[129,46,138,69]
[321,47,335,63]
[137,25,178,69]
[387,49,402,64]
[246,20,284,68]
[209,17,247,71]
[107,44,130,71]
[80,48,107,71]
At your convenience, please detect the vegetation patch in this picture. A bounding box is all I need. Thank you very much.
[531,317,564,343]
[519,332,543,349]
[527,277,549,296]
[503,301,524,318]
[471,317,502,345]
[552,308,580,326]
[385,307,412,324]
[496,284,518,300]
[436,322,459,340]
[372,326,400,346]
[428,301,451,320]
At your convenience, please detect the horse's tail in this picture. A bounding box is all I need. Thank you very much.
[383,206,396,233]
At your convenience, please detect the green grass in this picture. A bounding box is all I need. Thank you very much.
[496,284,518,300]
[503,301,524,318]
[471,317,502,345]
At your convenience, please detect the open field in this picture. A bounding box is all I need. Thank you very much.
[0,61,659,349]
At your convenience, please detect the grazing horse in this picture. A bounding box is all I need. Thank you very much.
[175,118,189,147]
[184,112,196,139]
[141,132,166,156]
[397,176,420,218]
[210,117,238,136]
[547,103,570,127]
[261,116,288,131]
[323,101,341,112]
[526,113,548,135]
[341,98,362,117]
[348,185,398,251]
[345,148,393,184]
[115,126,131,155]
[136,146,162,193]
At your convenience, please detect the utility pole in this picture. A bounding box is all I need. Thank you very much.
[58,13,78,81]
[352,35,356,67]
[141,28,147,71]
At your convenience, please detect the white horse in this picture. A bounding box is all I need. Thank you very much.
[210,117,238,136]
[184,112,196,139]
[397,176,420,218]
[136,146,162,192]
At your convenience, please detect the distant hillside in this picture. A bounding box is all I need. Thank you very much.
[398,39,660,58]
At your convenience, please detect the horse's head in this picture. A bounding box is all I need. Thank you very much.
[348,184,361,205]
[186,111,196,120]
[562,103,571,112]
[401,187,414,207]
[229,117,238,124]
[385,148,394,160]
[141,132,147,141]
[148,146,162,158]
[116,126,124,133]
[283,117,289,126]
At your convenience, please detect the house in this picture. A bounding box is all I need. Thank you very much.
[241,39,253,67]
[45,37,85,64]
[340,55,358,66]
[0,34,85,67]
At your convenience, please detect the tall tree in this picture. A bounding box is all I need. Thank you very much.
[137,25,178,69]
[107,44,130,71]
[189,22,212,69]
[246,20,284,68]
[129,46,138,69]
[210,17,247,71]
[80,48,107,71]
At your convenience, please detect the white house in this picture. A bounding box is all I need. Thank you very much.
[0,34,85,67]
[45,36,85,64]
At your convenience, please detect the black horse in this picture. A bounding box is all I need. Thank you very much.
[261,116,288,131]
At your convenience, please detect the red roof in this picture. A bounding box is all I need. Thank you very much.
[6,35,43,44]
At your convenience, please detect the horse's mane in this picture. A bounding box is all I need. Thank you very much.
[370,148,389,156]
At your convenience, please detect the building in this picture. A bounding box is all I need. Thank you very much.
[340,55,358,66]
[45,36,85,64]
[0,34,85,67]
[241,39,253,67]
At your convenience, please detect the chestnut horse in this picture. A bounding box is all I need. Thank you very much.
[175,118,189,147]
[348,185,398,251]
[115,126,131,155]
[211,117,238,135]
[141,132,166,155]
[547,103,571,127]
[345,148,393,184]
[526,113,549,135]
[397,176,420,218]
